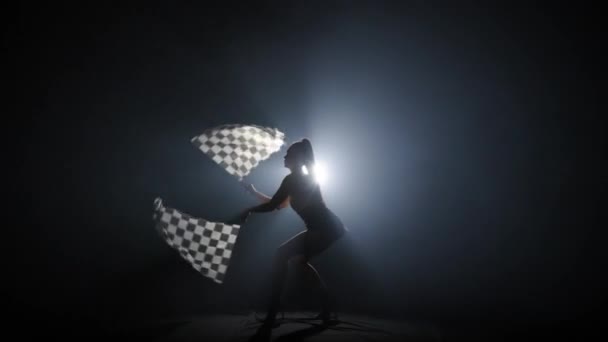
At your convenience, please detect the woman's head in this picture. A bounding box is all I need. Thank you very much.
[283,138,315,172]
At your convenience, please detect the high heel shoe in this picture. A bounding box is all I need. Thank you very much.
[249,323,272,342]
[314,309,338,325]
[254,311,283,327]
[249,317,277,342]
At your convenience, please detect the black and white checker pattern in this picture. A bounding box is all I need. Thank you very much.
[191,124,285,180]
[153,198,240,284]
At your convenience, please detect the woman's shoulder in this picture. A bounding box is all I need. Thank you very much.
[281,173,296,186]
[287,172,318,189]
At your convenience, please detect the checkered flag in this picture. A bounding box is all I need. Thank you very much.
[191,124,285,180]
[153,197,240,284]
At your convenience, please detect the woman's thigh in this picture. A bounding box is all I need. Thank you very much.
[276,230,309,261]
[277,229,344,262]
[302,230,339,259]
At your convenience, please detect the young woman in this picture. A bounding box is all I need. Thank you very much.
[236,138,347,338]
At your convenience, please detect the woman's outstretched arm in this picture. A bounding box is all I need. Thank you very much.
[247,176,291,213]
[234,176,291,224]
[242,183,271,202]
[242,182,289,209]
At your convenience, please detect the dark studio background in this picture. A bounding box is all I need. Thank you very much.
[10,1,606,339]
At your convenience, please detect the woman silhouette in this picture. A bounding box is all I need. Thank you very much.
[236,138,347,338]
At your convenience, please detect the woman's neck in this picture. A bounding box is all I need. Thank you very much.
[290,165,306,176]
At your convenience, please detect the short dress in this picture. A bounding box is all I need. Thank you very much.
[288,175,348,257]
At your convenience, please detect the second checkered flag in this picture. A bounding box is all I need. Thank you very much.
[153,197,240,284]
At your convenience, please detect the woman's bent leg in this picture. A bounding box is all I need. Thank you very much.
[305,262,330,315]
[300,231,344,318]
[264,231,308,322]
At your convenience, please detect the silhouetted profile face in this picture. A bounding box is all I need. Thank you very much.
[284,144,304,171]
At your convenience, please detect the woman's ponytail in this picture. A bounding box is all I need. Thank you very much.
[300,138,316,177]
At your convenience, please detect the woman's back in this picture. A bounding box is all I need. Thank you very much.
[286,173,345,235]
[287,172,326,215]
